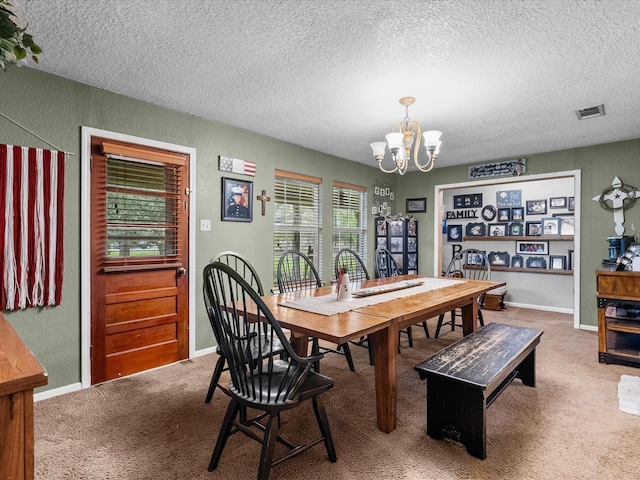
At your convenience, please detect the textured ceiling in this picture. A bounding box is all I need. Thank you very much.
[11,0,640,170]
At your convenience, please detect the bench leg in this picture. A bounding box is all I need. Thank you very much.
[426,377,487,460]
[516,349,536,387]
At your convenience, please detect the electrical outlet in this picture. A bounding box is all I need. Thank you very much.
[200,219,211,231]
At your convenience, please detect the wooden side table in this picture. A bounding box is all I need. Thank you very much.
[0,314,48,480]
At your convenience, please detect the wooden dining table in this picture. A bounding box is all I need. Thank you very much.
[258,274,505,433]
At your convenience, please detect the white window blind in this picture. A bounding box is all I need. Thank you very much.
[273,170,322,284]
[332,181,367,275]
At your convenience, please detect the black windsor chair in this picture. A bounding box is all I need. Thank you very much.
[276,249,355,372]
[203,261,337,480]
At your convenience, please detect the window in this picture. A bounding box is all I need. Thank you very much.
[273,170,322,284]
[332,181,367,276]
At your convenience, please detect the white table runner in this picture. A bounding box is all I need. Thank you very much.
[278,277,465,316]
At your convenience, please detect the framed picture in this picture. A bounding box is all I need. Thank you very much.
[526,256,547,269]
[481,205,497,221]
[406,197,427,213]
[511,254,524,268]
[407,236,417,252]
[550,197,567,209]
[407,253,417,269]
[488,223,507,237]
[497,208,511,222]
[550,255,567,270]
[568,196,575,211]
[554,214,575,235]
[541,217,561,235]
[391,253,403,272]
[447,224,462,242]
[488,251,510,267]
[376,218,387,236]
[389,237,404,253]
[508,222,524,236]
[376,237,387,249]
[526,221,542,236]
[517,240,549,255]
[496,189,522,208]
[408,218,417,236]
[222,177,253,222]
[568,249,574,270]
[453,193,481,209]
[389,220,404,236]
[526,199,547,215]
[511,207,524,222]
[465,222,486,236]
[467,251,486,265]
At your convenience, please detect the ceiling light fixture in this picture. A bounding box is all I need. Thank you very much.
[370,97,442,175]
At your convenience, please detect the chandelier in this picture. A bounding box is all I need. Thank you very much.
[370,97,442,175]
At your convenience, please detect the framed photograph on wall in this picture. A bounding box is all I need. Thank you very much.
[550,255,567,270]
[568,249,575,270]
[389,237,404,253]
[550,197,567,209]
[467,251,486,265]
[553,214,575,235]
[497,208,511,222]
[488,223,507,237]
[508,222,524,236]
[511,207,524,221]
[222,177,253,222]
[568,196,575,211]
[465,222,486,236]
[488,251,510,267]
[517,240,549,255]
[526,199,547,215]
[406,197,427,213]
[511,254,524,268]
[447,224,462,242]
[526,221,542,236]
[526,256,547,269]
[541,217,561,235]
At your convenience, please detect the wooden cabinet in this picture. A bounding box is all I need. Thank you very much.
[596,267,640,367]
[0,314,48,480]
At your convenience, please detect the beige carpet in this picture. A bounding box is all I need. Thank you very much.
[35,308,640,479]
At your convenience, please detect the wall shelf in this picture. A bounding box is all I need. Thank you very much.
[463,235,574,242]
[490,265,573,275]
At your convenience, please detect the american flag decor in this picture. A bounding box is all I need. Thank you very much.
[0,145,65,310]
[219,156,256,176]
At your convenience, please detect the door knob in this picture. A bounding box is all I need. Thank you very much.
[177,267,186,276]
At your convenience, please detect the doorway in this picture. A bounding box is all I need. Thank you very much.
[81,128,196,386]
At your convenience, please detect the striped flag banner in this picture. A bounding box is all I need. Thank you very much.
[0,145,65,310]
[218,156,256,176]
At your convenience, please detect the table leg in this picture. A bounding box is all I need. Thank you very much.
[369,326,398,433]
[290,332,310,357]
[460,296,479,336]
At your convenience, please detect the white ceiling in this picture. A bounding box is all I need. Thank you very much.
[12,0,640,170]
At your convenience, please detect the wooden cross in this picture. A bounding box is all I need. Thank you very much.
[256,189,271,215]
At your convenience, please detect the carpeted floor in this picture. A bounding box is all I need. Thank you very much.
[34,307,640,479]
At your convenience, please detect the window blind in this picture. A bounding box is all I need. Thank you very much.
[332,181,367,276]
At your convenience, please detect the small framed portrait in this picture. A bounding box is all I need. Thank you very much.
[488,223,507,237]
[526,256,547,269]
[541,217,561,235]
[467,251,486,265]
[447,224,462,242]
[389,220,404,236]
[550,197,567,209]
[517,240,549,255]
[511,207,524,221]
[406,197,427,213]
[554,214,575,235]
[568,249,575,270]
[488,251,510,267]
[481,205,497,221]
[391,253,404,272]
[407,236,417,253]
[222,177,253,222]
[389,237,404,253]
[376,237,387,249]
[465,222,486,237]
[511,254,524,268]
[407,253,417,269]
[526,221,542,236]
[550,255,567,270]
[376,218,387,236]
[508,222,524,236]
[526,199,547,215]
[568,196,575,211]
[498,208,511,222]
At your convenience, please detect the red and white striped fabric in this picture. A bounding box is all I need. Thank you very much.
[0,145,65,310]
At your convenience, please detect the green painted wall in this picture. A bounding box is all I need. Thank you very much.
[1,67,638,394]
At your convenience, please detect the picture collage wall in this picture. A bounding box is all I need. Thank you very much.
[445,189,575,271]
[376,216,418,275]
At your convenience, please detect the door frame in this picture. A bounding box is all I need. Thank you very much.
[433,169,582,329]
[80,127,197,388]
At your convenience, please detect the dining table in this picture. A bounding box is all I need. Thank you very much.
[257,274,505,434]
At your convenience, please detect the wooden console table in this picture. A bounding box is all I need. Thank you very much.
[0,313,48,480]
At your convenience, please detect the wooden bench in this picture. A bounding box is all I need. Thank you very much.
[414,322,543,459]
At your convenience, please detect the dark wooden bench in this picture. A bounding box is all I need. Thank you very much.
[414,322,543,459]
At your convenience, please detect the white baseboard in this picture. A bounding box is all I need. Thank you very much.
[35,382,82,402]
[194,346,216,357]
[503,301,573,315]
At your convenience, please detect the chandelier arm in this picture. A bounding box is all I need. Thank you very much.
[377,158,400,174]
[414,156,437,173]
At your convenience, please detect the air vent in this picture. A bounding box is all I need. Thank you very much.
[576,104,605,120]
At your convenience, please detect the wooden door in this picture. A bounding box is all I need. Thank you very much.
[90,136,189,384]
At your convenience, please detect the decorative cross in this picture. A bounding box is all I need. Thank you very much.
[256,189,271,216]
[592,176,640,235]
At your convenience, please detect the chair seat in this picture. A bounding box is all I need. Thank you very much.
[487,286,508,296]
